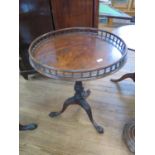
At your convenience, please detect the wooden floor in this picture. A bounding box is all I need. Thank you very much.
[20,50,135,155]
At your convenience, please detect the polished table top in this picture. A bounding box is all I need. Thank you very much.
[29,28,127,81]
[34,33,122,70]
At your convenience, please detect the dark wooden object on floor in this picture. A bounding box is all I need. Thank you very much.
[19,123,38,131]
[50,0,99,29]
[111,72,135,82]
[110,49,135,153]
[123,120,135,153]
[111,73,135,153]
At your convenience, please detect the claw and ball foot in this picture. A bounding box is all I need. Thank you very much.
[79,99,104,133]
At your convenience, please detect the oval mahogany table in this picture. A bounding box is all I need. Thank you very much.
[29,27,127,134]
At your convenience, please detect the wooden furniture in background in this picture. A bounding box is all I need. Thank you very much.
[99,2,132,26]
[111,0,135,16]
[50,0,99,29]
[20,0,99,79]
[111,72,135,82]
[19,0,55,79]
[111,74,135,153]
[105,25,135,153]
[99,0,135,26]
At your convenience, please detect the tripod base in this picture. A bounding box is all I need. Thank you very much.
[49,81,104,134]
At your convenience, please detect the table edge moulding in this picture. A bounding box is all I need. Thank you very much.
[29,27,127,82]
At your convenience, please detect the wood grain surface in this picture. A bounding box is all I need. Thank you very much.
[34,33,122,70]
[50,0,99,29]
